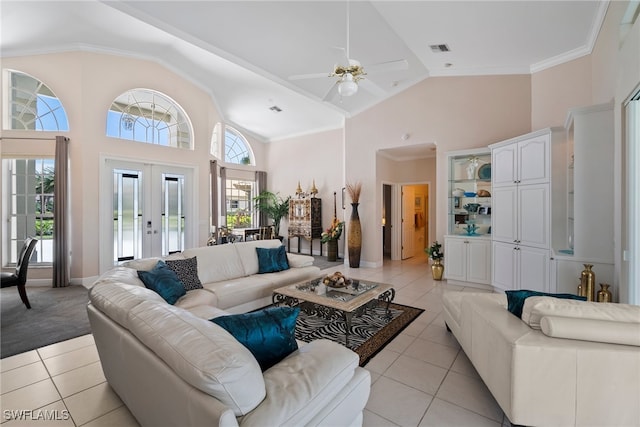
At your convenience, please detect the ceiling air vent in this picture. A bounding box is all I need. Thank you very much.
[429,44,450,53]
[269,105,282,113]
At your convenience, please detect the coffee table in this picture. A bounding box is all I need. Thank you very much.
[272,277,395,346]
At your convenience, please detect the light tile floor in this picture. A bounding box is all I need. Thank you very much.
[1,256,511,426]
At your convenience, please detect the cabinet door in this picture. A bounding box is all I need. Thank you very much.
[467,239,491,284]
[492,241,517,291]
[492,144,517,187]
[518,246,550,292]
[518,183,549,248]
[444,237,467,281]
[491,186,517,242]
[517,135,549,185]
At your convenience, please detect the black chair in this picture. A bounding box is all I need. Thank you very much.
[1,237,38,309]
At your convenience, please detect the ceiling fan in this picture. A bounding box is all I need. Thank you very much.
[288,2,408,101]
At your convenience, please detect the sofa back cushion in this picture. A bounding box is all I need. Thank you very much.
[234,239,283,276]
[183,244,246,283]
[90,281,267,416]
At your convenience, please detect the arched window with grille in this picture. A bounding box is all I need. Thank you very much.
[4,69,69,131]
[224,126,253,165]
[106,88,192,149]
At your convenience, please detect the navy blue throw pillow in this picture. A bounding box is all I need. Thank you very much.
[505,290,587,318]
[211,306,300,371]
[256,245,290,273]
[137,261,186,305]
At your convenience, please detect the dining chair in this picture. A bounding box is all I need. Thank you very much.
[1,237,38,309]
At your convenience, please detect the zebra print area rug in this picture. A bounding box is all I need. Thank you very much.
[294,302,424,366]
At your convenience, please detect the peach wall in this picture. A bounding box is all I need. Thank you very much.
[266,128,346,256]
[0,52,235,282]
[343,75,531,266]
[531,56,592,129]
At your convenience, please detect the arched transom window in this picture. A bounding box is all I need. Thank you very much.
[106,89,192,149]
[4,70,69,131]
[224,126,253,165]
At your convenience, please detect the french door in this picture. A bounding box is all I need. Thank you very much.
[101,159,194,272]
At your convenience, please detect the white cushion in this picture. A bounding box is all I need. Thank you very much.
[183,244,246,284]
[89,280,165,328]
[175,289,217,309]
[126,300,266,416]
[522,297,640,329]
[540,316,640,346]
[286,252,314,268]
[233,240,283,275]
[121,253,185,271]
[239,340,358,426]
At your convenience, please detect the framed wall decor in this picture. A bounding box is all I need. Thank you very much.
[415,196,423,211]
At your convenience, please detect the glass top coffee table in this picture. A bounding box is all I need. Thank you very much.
[272,277,395,346]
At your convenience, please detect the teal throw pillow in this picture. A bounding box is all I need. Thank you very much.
[137,261,186,305]
[211,306,300,371]
[256,245,290,273]
[505,290,586,318]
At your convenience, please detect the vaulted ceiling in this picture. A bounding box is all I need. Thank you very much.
[1,1,608,141]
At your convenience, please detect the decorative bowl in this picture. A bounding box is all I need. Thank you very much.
[452,188,465,197]
[463,203,480,213]
[464,192,477,197]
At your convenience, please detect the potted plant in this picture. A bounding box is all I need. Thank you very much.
[253,191,290,239]
[425,241,444,280]
[321,218,344,262]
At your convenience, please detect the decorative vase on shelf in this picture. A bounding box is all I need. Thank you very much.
[347,203,362,268]
[580,264,596,301]
[466,157,479,180]
[327,239,338,262]
[597,283,612,303]
[431,259,444,281]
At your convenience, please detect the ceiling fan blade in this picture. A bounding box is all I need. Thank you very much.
[322,81,339,102]
[330,46,350,68]
[364,59,409,74]
[289,72,331,81]
[359,79,386,97]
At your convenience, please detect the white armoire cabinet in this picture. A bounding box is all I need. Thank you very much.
[551,102,615,297]
[490,128,565,292]
[444,236,491,285]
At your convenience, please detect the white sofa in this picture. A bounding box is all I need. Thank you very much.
[88,240,371,427]
[121,239,321,314]
[442,291,640,427]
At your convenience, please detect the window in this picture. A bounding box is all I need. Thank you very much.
[4,70,69,131]
[210,123,254,165]
[106,89,192,149]
[225,127,253,165]
[2,159,55,265]
[225,179,254,228]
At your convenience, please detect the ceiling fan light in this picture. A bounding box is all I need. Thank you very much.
[338,73,358,97]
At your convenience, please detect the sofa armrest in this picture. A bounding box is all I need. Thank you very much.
[540,316,640,346]
[239,339,361,426]
[286,252,314,268]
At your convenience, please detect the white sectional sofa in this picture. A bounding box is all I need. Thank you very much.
[121,239,321,314]
[88,240,372,427]
[442,291,640,427]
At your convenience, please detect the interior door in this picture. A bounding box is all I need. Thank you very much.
[102,159,193,271]
[401,185,415,259]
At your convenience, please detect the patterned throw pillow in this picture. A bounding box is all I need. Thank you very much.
[137,261,186,305]
[165,257,203,291]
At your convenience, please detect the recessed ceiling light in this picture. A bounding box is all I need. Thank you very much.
[429,44,451,53]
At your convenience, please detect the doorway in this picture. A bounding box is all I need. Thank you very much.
[383,182,430,261]
[100,159,195,272]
